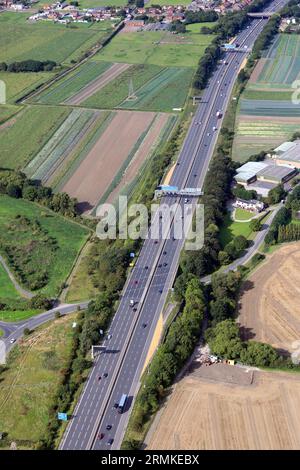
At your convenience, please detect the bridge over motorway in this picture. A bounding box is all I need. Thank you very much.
[247,11,273,17]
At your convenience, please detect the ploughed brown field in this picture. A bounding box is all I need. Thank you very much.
[238,242,300,354]
[146,365,300,450]
[61,110,162,213]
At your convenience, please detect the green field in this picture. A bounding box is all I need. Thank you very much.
[219,213,254,246]
[260,34,300,85]
[235,208,255,221]
[82,63,193,111]
[0,105,70,169]
[0,262,20,300]
[0,195,89,297]
[93,29,214,67]
[0,105,20,124]
[34,60,112,105]
[0,13,113,65]
[0,314,77,448]
[0,71,52,104]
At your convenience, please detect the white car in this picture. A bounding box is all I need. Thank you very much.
[10,338,16,344]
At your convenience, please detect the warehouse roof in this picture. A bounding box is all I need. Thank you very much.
[257,165,296,182]
[274,140,300,163]
[273,141,295,155]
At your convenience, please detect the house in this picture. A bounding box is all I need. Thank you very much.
[233,198,265,213]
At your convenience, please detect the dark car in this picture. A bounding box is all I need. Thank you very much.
[106,424,112,430]
[163,262,167,267]
[107,438,114,446]
[104,373,108,378]
[142,323,147,328]
[98,433,104,440]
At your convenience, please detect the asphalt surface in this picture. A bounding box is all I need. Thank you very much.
[59,0,288,451]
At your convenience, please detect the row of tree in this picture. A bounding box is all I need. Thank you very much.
[0,60,57,73]
[265,185,300,244]
[0,169,78,218]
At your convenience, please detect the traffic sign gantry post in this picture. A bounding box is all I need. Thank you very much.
[58,412,68,421]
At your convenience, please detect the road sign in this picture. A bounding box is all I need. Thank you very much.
[58,412,68,421]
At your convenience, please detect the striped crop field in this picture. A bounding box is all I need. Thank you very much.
[33,61,113,105]
[83,64,193,112]
[232,117,300,161]
[24,109,100,183]
[239,99,300,117]
[256,34,300,85]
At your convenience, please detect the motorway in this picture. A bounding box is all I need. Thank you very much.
[57,0,289,451]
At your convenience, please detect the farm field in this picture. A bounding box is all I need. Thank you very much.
[82,63,193,112]
[0,313,77,449]
[0,71,52,104]
[232,116,300,161]
[0,13,113,65]
[233,33,300,161]
[33,60,113,105]
[146,366,300,450]
[0,105,70,169]
[238,242,300,354]
[24,108,101,183]
[60,110,172,213]
[0,195,89,297]
[93,29,215,67]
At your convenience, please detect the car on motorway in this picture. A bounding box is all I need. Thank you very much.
[107,438,114,446]
[107,334,112,340]
[142,323,147,328]
[10,338,15,344]
[104,373,108,378]
[213,126,217,131]
[98,433,104,440]
[106,424,112,430]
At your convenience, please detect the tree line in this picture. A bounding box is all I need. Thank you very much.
[0,60,57,73]
[266,185,300,244]
[0,168,78,218]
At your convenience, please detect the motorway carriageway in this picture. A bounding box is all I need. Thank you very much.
[60,0,289,451]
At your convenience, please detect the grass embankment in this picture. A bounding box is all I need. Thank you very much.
[0,314,77,449]
[0,195,89,298]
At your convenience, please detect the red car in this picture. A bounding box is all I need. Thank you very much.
[98,433,104,440]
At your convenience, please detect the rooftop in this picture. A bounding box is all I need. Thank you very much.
[274,140,300,163]
[273,141,295,155]
[257,164,296,181]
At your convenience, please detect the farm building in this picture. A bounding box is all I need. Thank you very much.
[271,140,300,169]
[234,162,268,185]
[234,161,296,195]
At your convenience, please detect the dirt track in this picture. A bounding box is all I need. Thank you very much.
[238,242,300,354]
[64,63,131,105]
[61,110,157,213]
[146,367,300,450]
